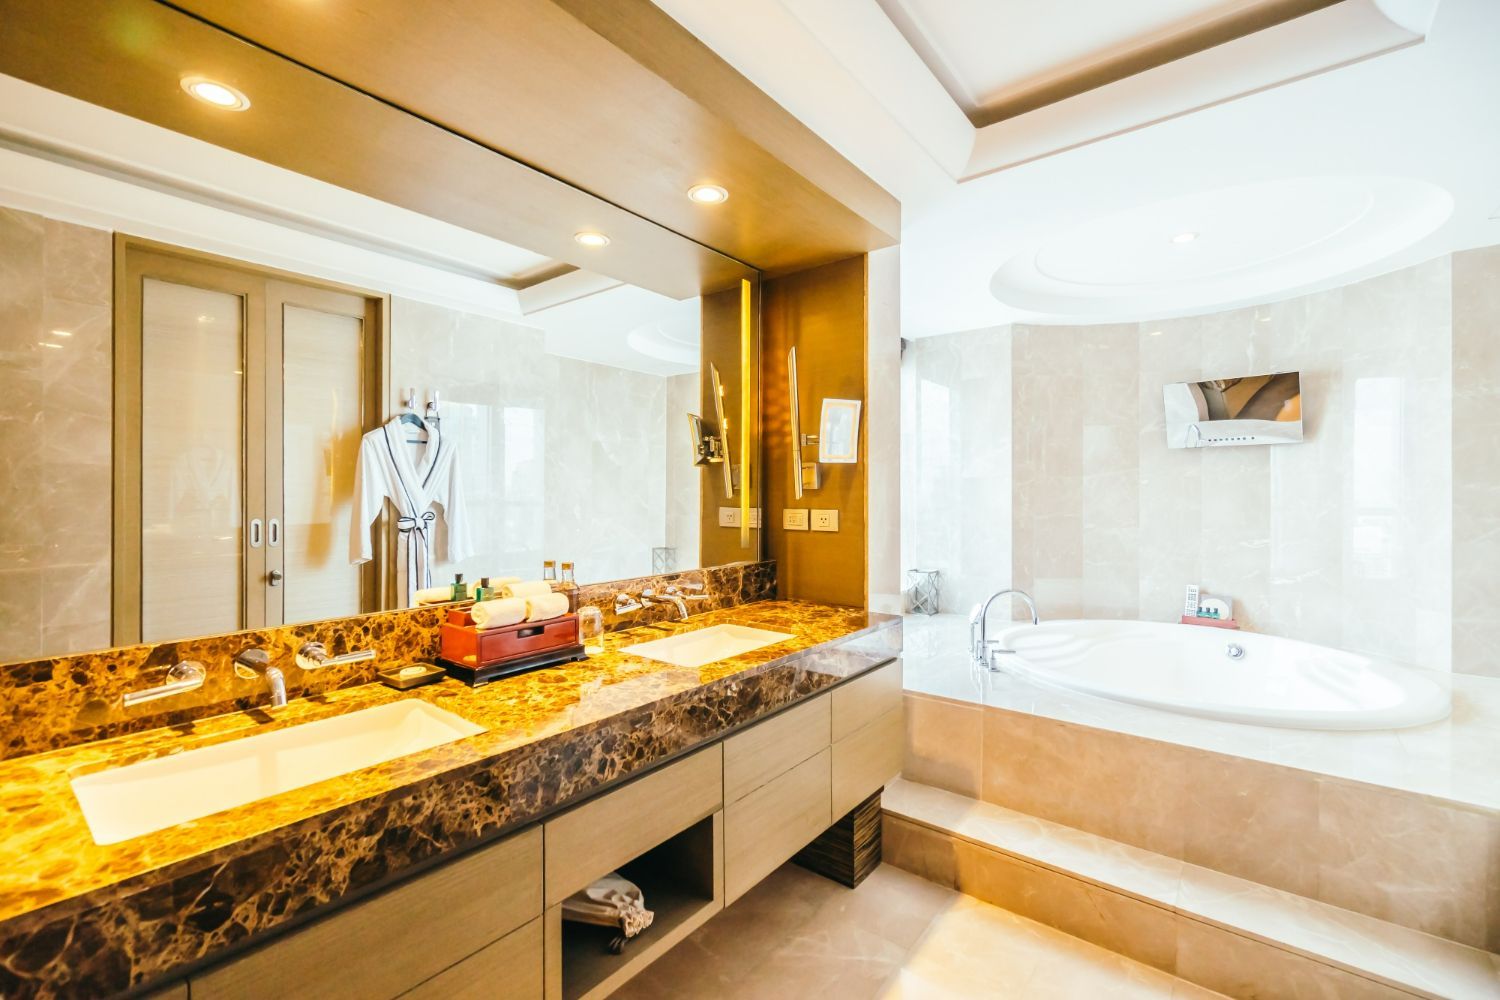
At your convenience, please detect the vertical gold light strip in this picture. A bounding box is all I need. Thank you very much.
[739,278,752,550]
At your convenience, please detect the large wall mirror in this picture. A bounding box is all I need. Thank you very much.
[0,217,762,663]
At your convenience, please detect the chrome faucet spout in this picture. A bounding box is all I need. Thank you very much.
[645,589,689,619]
[234,648,288,707]
[969,589,1039,672]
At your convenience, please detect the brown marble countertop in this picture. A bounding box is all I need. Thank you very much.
[0,600,900,999]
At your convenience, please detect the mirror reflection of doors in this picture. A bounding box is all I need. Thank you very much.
[114,240,384,644]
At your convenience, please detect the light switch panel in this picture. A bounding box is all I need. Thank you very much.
[718,506,741,528]
[811,509,839,532]
[783,508,809,531]
[748,508,762,528]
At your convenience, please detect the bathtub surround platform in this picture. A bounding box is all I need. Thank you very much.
[905,614,1500,812]
[0,599,896,999]
[884,780,1500,999]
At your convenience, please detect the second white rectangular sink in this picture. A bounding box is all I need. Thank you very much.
[622,624,795,668]
[70,700,484,845]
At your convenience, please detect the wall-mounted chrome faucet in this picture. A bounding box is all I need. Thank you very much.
[969,589,1039,672]
[614,592,644,615]
[234,648,287,707]
[122,660,205,707]
[644,588,688,619]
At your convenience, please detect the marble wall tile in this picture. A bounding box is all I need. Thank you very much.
[1181,753,1321,899]
[0,207,113,663]
[1173,916,1405,1000]
[901,693,983,797]
[1315,779,1496,950]
[882,814,960,888]
[899,326,1012,614]
[1452,245,1500,679]
[901,254,1482,674]
[948,837,1180,974]
[980,709,1190,857]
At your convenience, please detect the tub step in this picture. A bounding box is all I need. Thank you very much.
[883,778,1500,1000]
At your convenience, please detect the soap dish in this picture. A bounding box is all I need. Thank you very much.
[377,662,447,690]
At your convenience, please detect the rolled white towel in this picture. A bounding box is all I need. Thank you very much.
[525,592,570,622]
[414,586,458,605]
[467,576,522,598]
[470,597,528,629]
[500,580,553,599]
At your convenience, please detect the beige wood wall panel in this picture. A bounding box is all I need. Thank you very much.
[723,693,830,802]
[0,0,752,299]
[831,659,903,742]
[832,707,903,819]
[544,905,563,1000]
[543,746,723,906]
[193,825,542,1000]
[724,748,833,904]
[762,255,869,607]
[400,916,544,1000]
[173,0,897,274]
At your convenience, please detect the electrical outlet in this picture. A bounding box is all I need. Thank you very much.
[811,509,839,532]
[718,506,741,528]
[783,508,809,531]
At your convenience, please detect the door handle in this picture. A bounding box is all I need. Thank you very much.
[268,569,284,587]
[250,518,263,548]
[268,518,281,547]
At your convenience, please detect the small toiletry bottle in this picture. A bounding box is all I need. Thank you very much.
[543,560,557,582]
[475,576,492,601]
[450,573,466,601]
[560,561,575,586]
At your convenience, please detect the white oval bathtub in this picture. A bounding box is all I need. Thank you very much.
[988,620,1450,731]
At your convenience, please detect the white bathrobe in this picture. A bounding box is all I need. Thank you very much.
[350,417,472,604]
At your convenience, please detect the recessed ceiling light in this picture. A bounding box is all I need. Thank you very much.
[574,231,610,248]
[687,184,729,205]
[50,328,72,337]
[1170,231,1199,244]
[38,341,63,350]
[181,76,251,111]
[1147,330,1163,337]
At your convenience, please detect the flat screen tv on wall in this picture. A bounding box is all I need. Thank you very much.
[1163,371,1302,448]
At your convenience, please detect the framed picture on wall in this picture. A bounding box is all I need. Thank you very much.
[817,398,862,463]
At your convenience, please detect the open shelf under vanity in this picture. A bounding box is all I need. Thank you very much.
[554,813,722,1000]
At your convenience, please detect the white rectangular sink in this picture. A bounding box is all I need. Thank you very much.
[70,700,484,845]
[621,624,795,669]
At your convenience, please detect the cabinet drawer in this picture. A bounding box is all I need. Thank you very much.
[193,825,542,1000]
[400,916,543,1000]
[544,745,723,906]
[832,706,903,818]
[724,694,830,802]
[831,659,902,742]
[725,748,832,904]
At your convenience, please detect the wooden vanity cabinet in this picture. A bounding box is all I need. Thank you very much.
[190,825,543,1000]
[184,658,901,1000]
[831,659,903,817]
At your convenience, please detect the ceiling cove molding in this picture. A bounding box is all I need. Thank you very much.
[965,0,1437,180]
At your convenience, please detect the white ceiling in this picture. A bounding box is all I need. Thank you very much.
[655,0,1495,335]
[874,0,1259,119]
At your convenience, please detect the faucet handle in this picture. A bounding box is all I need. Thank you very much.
[233,647,271,680]
[614,592,644,614]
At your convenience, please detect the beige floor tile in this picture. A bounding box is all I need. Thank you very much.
[618,862,1218,1000]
